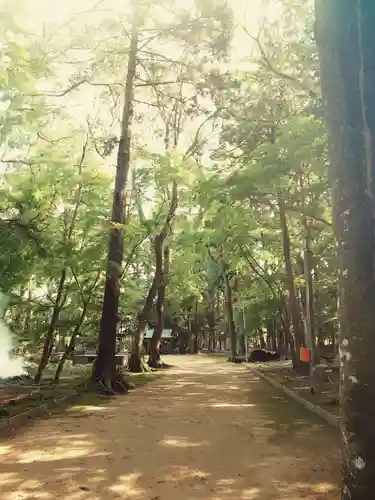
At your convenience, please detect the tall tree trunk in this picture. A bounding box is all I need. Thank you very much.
[187,310,193,352]
[224,268,237,360]
[316,1,375,497]
[267,320,277,351]
[303,219,319,366]
[314,269,325,351]
[207,288,216,351]
[216,289,221,350]
[279,200,304,368]
[147,176,177,367]
[128,275,159,372]
[93,9,139,391]
[278,304,290,359]
[148,239,168,368]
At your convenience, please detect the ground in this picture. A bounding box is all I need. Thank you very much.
[0,355,340,500]
[256,361,339,417]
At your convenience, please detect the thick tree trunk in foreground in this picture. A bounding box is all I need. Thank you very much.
[279,201,304,368]
[316,1,375,497]
[93,11,139,391]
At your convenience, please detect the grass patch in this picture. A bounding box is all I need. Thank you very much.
[1,368,163,428]
[126,371,160,388]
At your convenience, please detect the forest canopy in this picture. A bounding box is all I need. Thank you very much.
[0,0,333,381]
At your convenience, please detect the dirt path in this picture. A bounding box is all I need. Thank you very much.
[0,356,340,500]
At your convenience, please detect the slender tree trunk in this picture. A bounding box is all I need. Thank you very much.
[316,1,375,497]
[128,275,159,372]
[24,289,33,348]
[187,311,193,352]
[207,289,216,351]
[278,305,288,358]
[279,200,304,368]
[267,320,277,351]
[314,269,325,351]
[146,172,177,365]
[224,268,237,360]
[54,305,86,383]
[258,329,266,349]
[216,289,221,350]
[93,8,139,391]
[148,238,167,368]
[35,142,87,383]
[35,269,67,383]
[54,268,100,382]
[239,329,246,356]
[303,219,319,366]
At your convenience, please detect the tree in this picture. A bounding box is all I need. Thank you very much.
[92,2,140,392]
[315,1,375,497]
[0,0,345,397]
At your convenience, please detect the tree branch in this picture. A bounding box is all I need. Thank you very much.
[242,25,318,99]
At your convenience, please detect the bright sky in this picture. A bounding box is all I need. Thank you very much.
[3,0,280,61]
[0,0,285,222]
[1,0,282,168]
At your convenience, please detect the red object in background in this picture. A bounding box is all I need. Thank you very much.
[300,347,310,362]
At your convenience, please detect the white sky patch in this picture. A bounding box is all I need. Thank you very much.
[353,456,366,470]
[348,375,359,384]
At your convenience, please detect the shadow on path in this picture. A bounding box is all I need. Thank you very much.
[0,355,340,500]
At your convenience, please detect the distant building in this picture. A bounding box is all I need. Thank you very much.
[143,328,173,353]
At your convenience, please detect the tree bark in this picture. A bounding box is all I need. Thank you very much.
[54,268,100,382]
[34,269,67,383]
[93,8,139,391]
[279,200,304,368]
[316,1,375,497]
[278,304,290,358]
[148,239,168,367]
[148,180,177,367]
[54,307,84,383]
[207,288,216,351]
[303,219,319,367]
[224,267,237,360]
[128,275,159,372]
[258,329,266,349]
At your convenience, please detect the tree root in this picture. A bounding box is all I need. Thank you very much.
[92,370,131,395]
[127,354,149,373]
[148,358,172,370]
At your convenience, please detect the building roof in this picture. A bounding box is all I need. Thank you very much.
[144,328,172,339]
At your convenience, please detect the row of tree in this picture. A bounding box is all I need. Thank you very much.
[3,0,375,495]
[1,0,335,380]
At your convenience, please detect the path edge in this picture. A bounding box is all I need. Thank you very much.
[250,367,339,428]
[0,393,79,431]
[0,371,163,432]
